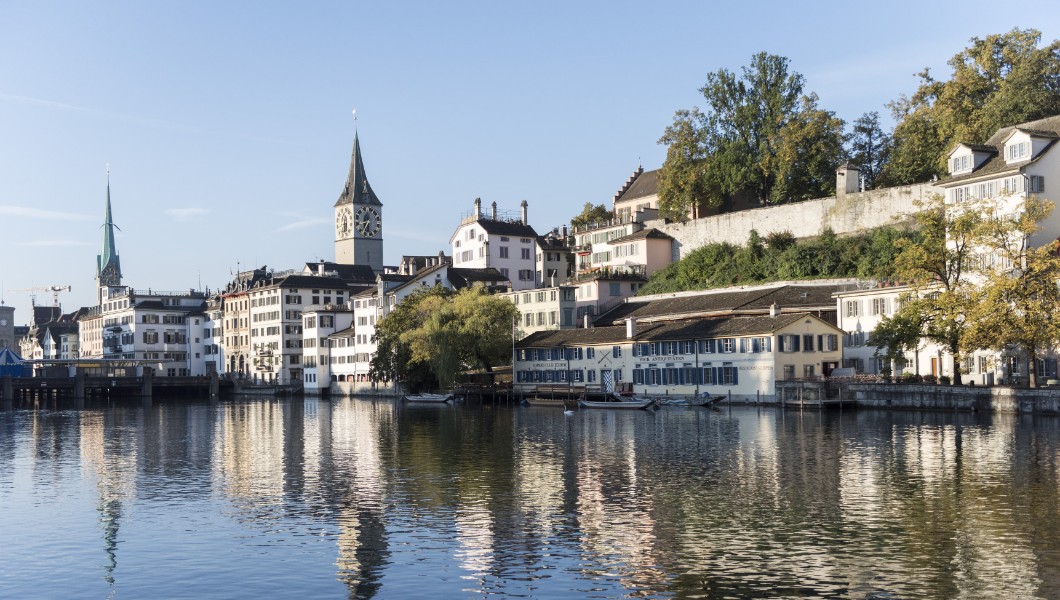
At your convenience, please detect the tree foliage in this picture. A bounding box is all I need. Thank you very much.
[848,111,892,189]
[657,52,846,220]
[886,194,985,385]
[963,198,1060,388]
[638,226,920,295]
[570,202,613,230]
[371,285,519,392]
[370,286,452,392]
[882,28,1060,185]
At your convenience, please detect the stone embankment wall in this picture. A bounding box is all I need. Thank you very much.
[850,383,1060,414]
[655,183,942,260]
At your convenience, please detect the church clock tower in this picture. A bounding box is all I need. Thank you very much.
[96,170,123,305]
[334,131,383,272]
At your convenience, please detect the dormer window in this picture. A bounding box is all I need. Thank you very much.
[1007,142,1030,161]
[951,155,971,173]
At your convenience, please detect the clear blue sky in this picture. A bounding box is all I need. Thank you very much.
[2,1,1059,324]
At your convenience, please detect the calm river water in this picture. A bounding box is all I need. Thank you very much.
[2,397,1060,599]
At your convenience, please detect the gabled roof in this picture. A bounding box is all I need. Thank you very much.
[615,168,659,205]
[607,227,673,245]
[636,313,841,341]
[942,114,1060,185]
[32,306,61,327]
[448,267,508,289]
[303,261,377,284]
[517,325,635,348]
[951,142,997,155]
[334,132,381,208]
[595,283,842,325]
[270,274,352,290]
[472,219,539,238]
[516,313,839,348]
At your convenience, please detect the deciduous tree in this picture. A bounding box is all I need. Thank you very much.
[963,197,1060,388]
[889,194,985,384]
[883,29,1060,185]
[848,111,892,189]
[569,202,613,230]
[657,52,845,219]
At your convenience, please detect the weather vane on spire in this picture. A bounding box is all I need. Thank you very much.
[352,108,357,123]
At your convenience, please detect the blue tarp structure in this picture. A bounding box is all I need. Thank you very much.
[0,347,29,377]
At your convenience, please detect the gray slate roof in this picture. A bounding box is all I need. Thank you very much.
[615,169,659,204]
[517,313,835,348]
[474,218,539,238]
[942,115,1060,185]
[304,261,377,284]
[608,227,673,245]
[596,283,841,325]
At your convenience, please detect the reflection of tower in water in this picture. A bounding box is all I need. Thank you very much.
[322,398,392,598]
[79,410,138,591]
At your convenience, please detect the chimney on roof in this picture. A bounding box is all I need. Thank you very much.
[770,302,780,317]
[491,201,497,220]
[521,199,528,225]
[561,225,568,239]
[474,197,482,220]
[318,260,325,276]
[583,313,590,329]
[625,317,637,339]
[836,163,860,196]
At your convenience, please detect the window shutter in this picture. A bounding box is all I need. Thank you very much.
[732,367,738,385]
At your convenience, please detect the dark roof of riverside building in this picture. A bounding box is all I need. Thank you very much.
[516,312,839,348]
[595,282,845,325]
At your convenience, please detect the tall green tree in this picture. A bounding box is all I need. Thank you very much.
[657,52,846,219]
[883,29,1060,185]
[888,195,985,384]
[370,286,453,392]
[963,198,1060,388]
[848,111,892,189]
[872,307,926,378]
[378,285,519,391]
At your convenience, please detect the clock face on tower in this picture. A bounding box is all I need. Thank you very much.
[355,206,381,238]
[336,206,353,239]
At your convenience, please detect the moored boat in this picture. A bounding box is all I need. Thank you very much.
[403,393,454,403]
[693,394,725,407]
[523,397,573,408]
[577,390,655,410]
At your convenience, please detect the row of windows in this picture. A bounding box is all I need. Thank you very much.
[951,175,1045,202]
[519,346,622,361]
[516,369,623,383]
[844,298,893,317]
[632,365,738,386]
[777,334,839,352]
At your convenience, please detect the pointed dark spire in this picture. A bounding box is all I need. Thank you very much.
[334,131,381,207]
[96,168,122,287]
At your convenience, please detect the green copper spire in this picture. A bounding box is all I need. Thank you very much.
[96,169,122,288]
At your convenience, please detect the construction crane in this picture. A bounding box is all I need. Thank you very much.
[11,285,72,307]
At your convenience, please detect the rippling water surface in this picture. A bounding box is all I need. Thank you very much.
[2,397,1059,599]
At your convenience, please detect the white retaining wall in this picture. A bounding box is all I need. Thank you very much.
[655,183,942,259]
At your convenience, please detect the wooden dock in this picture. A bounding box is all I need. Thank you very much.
[1,370,226,405]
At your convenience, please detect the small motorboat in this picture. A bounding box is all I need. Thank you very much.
[692,394,725,408]
[577,391,655,410]
[523,397,573,408]
[403,393,454,403]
